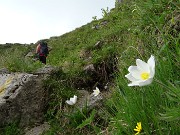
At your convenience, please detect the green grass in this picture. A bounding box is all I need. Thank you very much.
[105,54,180,134]
[0,121,21,135]
[0,0,179,134]
[0,44,43,72]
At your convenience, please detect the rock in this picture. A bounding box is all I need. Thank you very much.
[25,52,34,57]
[35,65,57,74]
[0,68,10,74]
[92,20,108,30]
[0,73,48,127]
[92,25,100,30]
[48,46,53,52]
[83,64,96,77]
[25,122,50,135]
[79,49,91,60]
[100,20,108,26]
[63,89,103,115]
[62,61,72,72]
[88,93,103,109]
[69,90,103,111]
[83,64,95,72]
[75,90,90,109]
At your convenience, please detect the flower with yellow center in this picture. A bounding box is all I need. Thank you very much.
[125,55,155,86]
[134,122,142,135]
[92,87,100,96]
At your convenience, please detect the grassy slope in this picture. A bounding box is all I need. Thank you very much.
[0,0,179,134]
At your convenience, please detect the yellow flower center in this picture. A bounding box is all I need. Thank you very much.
[141,72,150,80]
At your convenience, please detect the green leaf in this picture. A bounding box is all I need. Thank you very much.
[76,110,96,129]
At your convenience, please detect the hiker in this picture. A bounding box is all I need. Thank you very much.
[36,41,49,64]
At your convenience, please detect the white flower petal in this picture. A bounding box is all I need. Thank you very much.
[128,66,136,72]
[136,59,150,72]
[125,73,139,82]
[147,55,155,77]
[139,78,153,86]
[128,81,141,86]
[66,100,74,105]
[92,87,100,96]
[96,87,99,91]
[66,95,77,105]
[69,97,74,101]
[128,66,142,79]
[72,95,77,103]
[149,68,155,78]
[147,55,155,69]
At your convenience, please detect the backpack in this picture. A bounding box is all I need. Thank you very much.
[39,41,49,57]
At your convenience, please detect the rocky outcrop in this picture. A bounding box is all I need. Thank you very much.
[0,68,10,74]
[77,90,103,110]
[0,66,56,127]
[0,73,47,127]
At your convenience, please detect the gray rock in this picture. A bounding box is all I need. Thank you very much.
[100,20,108,26]
[83,64,95,72]
[35,65,56,74]
[0,68,10,74]
[0,73,48,127]
[25,52,34,57]
[25,122,50,135]
[92,25,100,30]
[73,90,103,110]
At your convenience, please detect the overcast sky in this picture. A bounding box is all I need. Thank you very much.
[0,0,115,44]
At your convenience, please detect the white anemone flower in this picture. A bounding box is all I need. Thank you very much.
[125,55,155,86]
[92,87,100,96]
[66,95,77,105]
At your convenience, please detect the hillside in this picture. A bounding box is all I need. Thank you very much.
[0,0,180,134]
